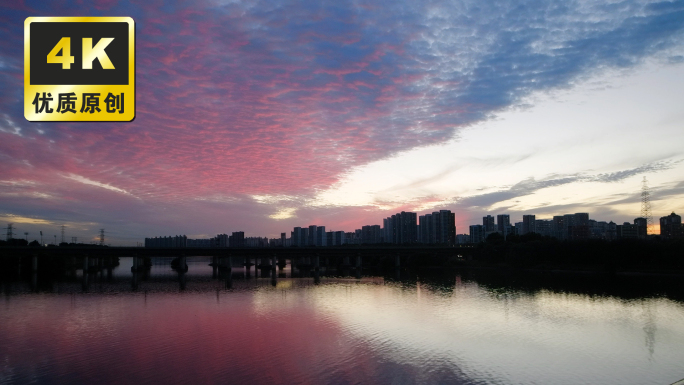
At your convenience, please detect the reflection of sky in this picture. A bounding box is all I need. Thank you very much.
[0,1,683,243]
[1,275,684,384]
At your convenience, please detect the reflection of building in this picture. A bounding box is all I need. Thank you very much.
[660,212,682,239]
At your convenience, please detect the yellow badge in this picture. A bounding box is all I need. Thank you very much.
[24,17,135,122]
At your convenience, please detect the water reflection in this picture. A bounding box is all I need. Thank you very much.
[1,256,683,385]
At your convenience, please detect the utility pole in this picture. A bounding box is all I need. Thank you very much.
[5,223,13,241]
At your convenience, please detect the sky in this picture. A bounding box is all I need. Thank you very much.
[1,0,684,245]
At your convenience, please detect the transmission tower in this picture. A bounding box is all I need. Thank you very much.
[61,225,66,244]
[641,176,653,234]
[24,232,28,241]
[5,223,13,241]
[71,236,77,243]
[99,229,105,246]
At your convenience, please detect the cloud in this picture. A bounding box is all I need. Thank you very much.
[64,174,133,196]
[455,160,680,209]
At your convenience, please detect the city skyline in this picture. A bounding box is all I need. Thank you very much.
[2,1,684,245]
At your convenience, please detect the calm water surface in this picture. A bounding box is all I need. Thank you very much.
[1,257,683,384]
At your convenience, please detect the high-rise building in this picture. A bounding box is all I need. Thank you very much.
[522,215,536,234]
[496,214,510,235]
[469,225,485,244]
[455,234,470,244]
[384,211,417,244]
[633,218,647,239]
[606,221,617,240]
[552,216,565,239]
[483,215,496,232]
[514,222,523,236]
[308,225,318,246]
[660,212,682,239]
[361,225,381,244]
[617,222,639,239]
[420,210,456,245]
[214,234,228,247]
[229,231,244,247]
[535,219,552,237]
[291,227,309,247]
[316,226,327,246]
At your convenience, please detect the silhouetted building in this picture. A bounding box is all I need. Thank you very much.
[522,215,536,234]
[535,219,552,237]
[315,226,327,246]
[483,215,496,232]
[606,221,617,240]
[456,234,469,244]
[244,236,268,247]
[361,225,381,244]
[513,222,523,236]
[308,225,318,246]
[145,235,187,248]
[291,227,309,247]
[633,217,648,239]
[469,225,485,244]
[214,234,228,247]
[589,220,608,239]
[187,238,211,247]
[419,210,456,245]
[229,231,245,247]
[617,222,638,239]
[384,211,417,244]
[660,212,682,239]
[496,214,510,236]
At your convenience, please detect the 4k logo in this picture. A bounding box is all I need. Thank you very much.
[24,17,135,122]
